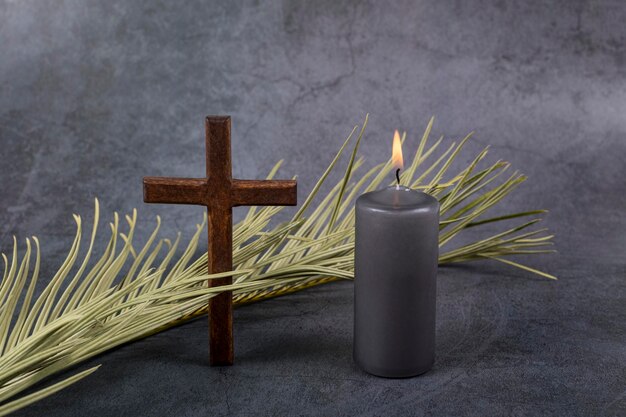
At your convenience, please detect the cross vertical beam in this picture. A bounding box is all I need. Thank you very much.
[205,116,234,365]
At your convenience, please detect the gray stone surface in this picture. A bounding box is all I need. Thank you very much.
[1,0,625,415]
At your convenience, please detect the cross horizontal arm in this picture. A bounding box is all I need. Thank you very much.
[231,179,297,207]
[143,177,208,205]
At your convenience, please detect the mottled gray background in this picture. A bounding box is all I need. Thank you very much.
[1,0,625,416]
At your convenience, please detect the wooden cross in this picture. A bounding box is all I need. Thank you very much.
[143,115,297,365]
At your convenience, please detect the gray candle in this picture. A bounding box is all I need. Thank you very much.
[353,131,439,378]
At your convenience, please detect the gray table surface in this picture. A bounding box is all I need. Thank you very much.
[1,0,625,416]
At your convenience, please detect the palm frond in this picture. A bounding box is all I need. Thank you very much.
[0,118,555,415]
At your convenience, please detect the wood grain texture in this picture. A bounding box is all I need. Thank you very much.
[143,177,207,205]
[142,115,297,366]
[232,179,297,207]
[207,205,233,365]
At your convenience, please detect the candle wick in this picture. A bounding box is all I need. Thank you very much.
[395,168,401,186]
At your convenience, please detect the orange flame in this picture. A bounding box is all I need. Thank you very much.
[392,130,403,170]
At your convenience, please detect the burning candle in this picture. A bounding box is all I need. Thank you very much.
[354,130,439,377]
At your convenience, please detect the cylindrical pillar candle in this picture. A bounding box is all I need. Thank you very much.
[353,183,439,378]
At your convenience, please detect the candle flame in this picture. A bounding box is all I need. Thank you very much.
[392,130,404,170]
